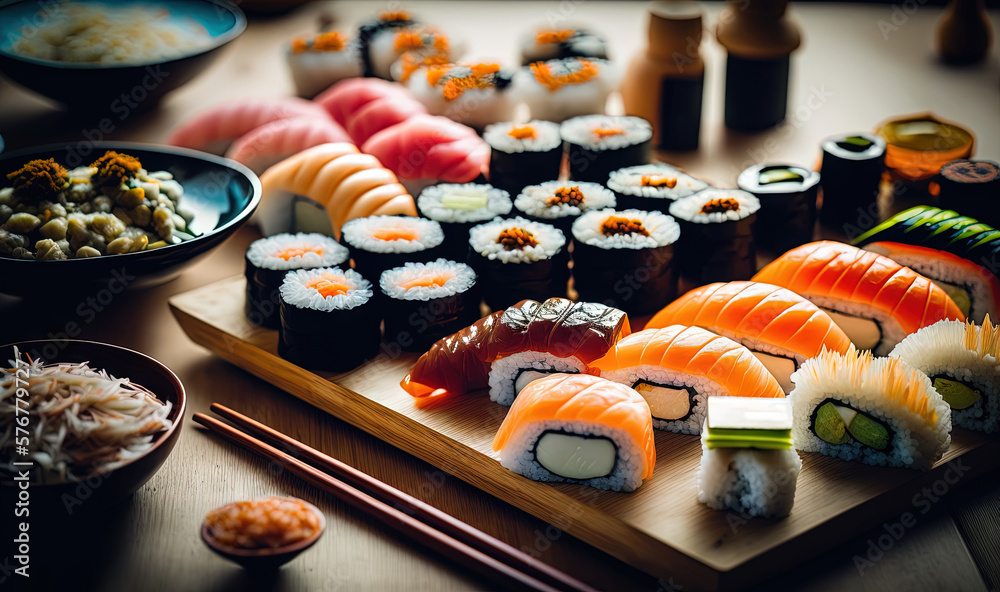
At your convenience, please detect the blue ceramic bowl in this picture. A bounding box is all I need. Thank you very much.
[0,142,261,296]
[0,0,246,109]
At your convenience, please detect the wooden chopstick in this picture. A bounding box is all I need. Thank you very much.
[208,404,600,592]
[193,412,588,592]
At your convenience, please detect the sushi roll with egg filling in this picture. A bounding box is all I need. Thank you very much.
[370,25,463,81]
[791,346,951,471]
[514,182,616,236]
[890,317,1000,434]
[697,397,801,519]
[492,373,655,492]
[561,115,652,184]
[591,326,785,435]
[571,209,680,316]
[519,26,608,66]
[341,215,445,279]
[737,163,820,253]
[417,183,512,261]
[606,163,708,214]
[286,31,363,98]
[753,241,966,356]
[245,233,350,329]
[279,267,380,372]
[670,189,760,283]
[468,217,569,310]
[937,160,1000,228]
[646,281,852,394]
[407,63,516,130]
[484,121,564,197]
[357,10,417,78]
[817,134,886,230]
[380,259,481,352]
[511,57,621,122]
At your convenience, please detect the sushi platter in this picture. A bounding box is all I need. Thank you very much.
[170,276,1000,591]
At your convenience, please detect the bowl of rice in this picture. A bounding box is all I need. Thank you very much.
[0,339,186,513]
[0,0,246,109]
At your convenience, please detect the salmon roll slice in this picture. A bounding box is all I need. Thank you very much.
[753,241,965,355]
[590,326,784,434]
[492,373,655,492]
[646,281,852,394]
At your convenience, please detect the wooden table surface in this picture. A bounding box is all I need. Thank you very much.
[2,2,999,591]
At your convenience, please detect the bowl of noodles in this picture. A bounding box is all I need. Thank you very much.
[0,0,246,109]
[0,339,186,513]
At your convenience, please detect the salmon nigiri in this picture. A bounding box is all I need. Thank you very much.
[225,116,352,175]
[167,98,327,153]
[361,114,490,185]
[590,326,784,434]
[753,241,965,355]
[645,281,852,393]
[492,373,655,492]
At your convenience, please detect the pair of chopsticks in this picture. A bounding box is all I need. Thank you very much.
[194,404,600,592]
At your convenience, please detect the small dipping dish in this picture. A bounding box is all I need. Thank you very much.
[202,496,325,570]
[877,113,975,185]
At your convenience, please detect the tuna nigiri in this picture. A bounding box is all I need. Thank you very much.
[225,116,353,175]
[362,114,490,186]
[493,373,655,492]
[753,241,965,355]
[167,98,327,153]
[345,95,428,145]
[314,77,416,126]
[590,326,784,434]
[645,281,852,393]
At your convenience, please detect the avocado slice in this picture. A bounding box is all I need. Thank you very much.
[933,377,982,410]
[814,402,851,445]
[846,413,889,450]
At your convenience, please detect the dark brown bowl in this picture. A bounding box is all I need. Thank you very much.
[0,339,186,518]
[202,499,326,570]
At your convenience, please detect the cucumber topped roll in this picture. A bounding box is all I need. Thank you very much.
[737,163,820,252]
[417,183,512,261]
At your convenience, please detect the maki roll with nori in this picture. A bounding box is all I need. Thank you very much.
[571,208,680,315]
[357,10,417,78]
[606,163,708,213]
[484,121,563,197]
[407,62,515,130]
[468,216,569,310]
[937,159,1000,228]
[519,26,608,65]
[511,57,621,122]
[245,233,350,329]
[417,183,512,261]
[817,134,886,230]
[513,181,616,235]
[373,25,464,81]
[341,215,445,279]
[286,31,363,98]
[380,259,481,352]
[737,163,820,252]
[279,267,380,372]
[669,189,759,283]
[561,115,652,183]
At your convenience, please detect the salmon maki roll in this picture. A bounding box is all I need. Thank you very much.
[590,326,784,434]
[646,281,852,393]
[492,373,655,492]
[753,241,965,355]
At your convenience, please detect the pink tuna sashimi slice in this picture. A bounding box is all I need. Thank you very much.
[361,114,489,183]
[225,117,353,175]
[314,77,416,127]
[167,98,327,153]
[346,96,428,145]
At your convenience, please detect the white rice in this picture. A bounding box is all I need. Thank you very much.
[607,164,708,200]
[601,366,728,434]
[280,267,372,311]
[571,208,680,250]
[407,63,516,128]
[246,233,349,270]
[696,436,801,519]
[469,216,566,264]
[499,419,647,492]
[380,259,477,301]
[514,182,616,219]
[483,120,562,153]
[488,352,586,406]
[286,40,363,98]
[889,320,999,434]
[789,351,952,471]
[418,184,512,224]
[341,215,444,253]
[560,115,652,151]
[510,57,621,122]
[669,189,761,224]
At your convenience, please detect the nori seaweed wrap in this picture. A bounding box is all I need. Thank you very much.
[937,159,1000,228]
[818,134,886,231]
[737,163,820,252]
[669,189,760,283]
[561,115,652,183]
[484,121,564,197]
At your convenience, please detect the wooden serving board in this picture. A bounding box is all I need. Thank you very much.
[170,276,1000,592]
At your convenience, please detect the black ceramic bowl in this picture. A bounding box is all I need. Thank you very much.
[0,142,261,296]
[0,339,186,515]
[0,0,246,109]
